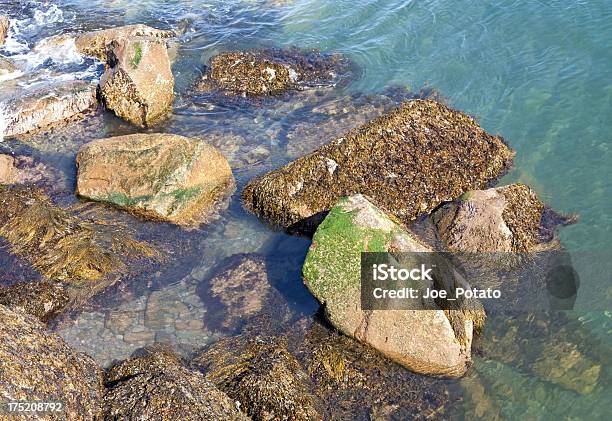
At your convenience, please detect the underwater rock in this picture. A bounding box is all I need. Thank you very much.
[103,344,248,420]
[0,304,104,419]
[100,36,174,127]
[75,24,175,61]
[0,279,69,324]
[0,15,8,45]
[197,253,293,334]
[196,48,352,97]
[242,100,514,234]
[1,80,98,138]
[302,195,479,377]
[0,153,64,188]
[0,185,157,307]
[433,183,554,253]
[76,133,235,226]
[192,335,323,421]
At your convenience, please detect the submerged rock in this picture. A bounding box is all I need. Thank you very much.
[197,48,352,97]
[100,36,174,127]
[197,253,293,333]
[302,195,478,377]
[0,279,69,324]
[242,100,514,233]
[103,345,248,420]
[0,15,8,45]
[1,80,98,138]
[192,335,323,421]
[0,185,157,307]
[75,24,175,61]
[76,133,235,226]
[0,153,64,188]
[0,304,104,419]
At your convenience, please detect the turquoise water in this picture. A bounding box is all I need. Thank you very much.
[1,0,611,419]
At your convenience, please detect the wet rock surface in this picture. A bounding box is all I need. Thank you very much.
[0,153,65,188]
[243,100,514,234]
[103,344,248,420]
[76,133,235,226]
[0,15,8,45]
[0,279,69,324]
[0,304,104,420]
[0,56,17,75]
[192,335,323,421]
[302,194,476,377]
[1,81,98,138]
[75,24,175,61]
[197,48,352,97]
[100,36,174,127]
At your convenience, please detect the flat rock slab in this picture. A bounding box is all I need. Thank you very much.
[1,80,98,138]
[302,194,475,378]
[76,133,235,226]
[242,100,514,234]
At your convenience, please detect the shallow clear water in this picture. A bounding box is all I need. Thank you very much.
[1,0,611,419]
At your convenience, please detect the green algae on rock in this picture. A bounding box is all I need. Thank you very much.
[103,344,248,420]
[302,194,480,378]
[242,100,514,233]
[197,47,352,97]
[76,133,235,226]
[192,335,324,421]
[0,304,104,419]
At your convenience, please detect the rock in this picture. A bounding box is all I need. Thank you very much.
[0,15,8,45]
[76,133,235,226]
[1,80,98,138]
[103,344,248,420]
[100,36,174,127]
[75,24,175,61]
[0,153,64,188]
[0,56,17,76]
[192,335,323,421]
[0,304,104,419]
[0,279,69,324]
[302,194,477,377]
[0,154,16,183]
[197,253,293,333]
[433,183,548,253]
[197,48,352,97]
[0,185,158,307]
[242,100,514,234]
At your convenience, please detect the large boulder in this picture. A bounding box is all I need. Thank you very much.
[100,36,174,127]
[0,304,104,419]
[192,335,323,421]
[242,100,514,233]
[197,48,352,97]
[76,133,235,226]
[302,194,478,377]
[103,345,248,420]
[75,24,175,61]
[1,81,98,137]
[0,15,8,45]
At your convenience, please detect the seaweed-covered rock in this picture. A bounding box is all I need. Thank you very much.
[302,194,478,377]
[0,279,69,323]
[100,36,174,127]
[197,253,293,333]
[433,183,550,253]
[0,15,8,45]
[1,81,98,137]
[242,100,513,233]
[103,345,248,420]
[197,48,352,97]
[75,24,175,61]
[76,133,235,226]
[0,185,157,307]
[192,335,323,421]
[0,304,104,419]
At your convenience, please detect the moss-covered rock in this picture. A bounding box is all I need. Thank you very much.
[76,133,235,226]
[0,304,104,419]
[0,279,69,324]
[302,194,479,378]
[103,344,248,420]
[242,100,514,233]
[197,48,352,97]
[100,36,174,127]
[192,335,323,421]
